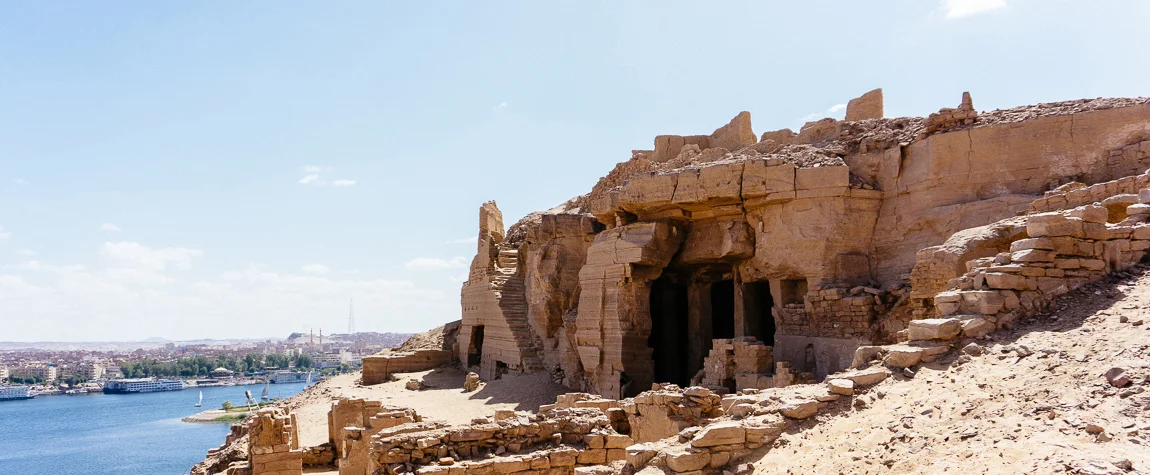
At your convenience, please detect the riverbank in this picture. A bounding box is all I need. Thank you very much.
[182,409,250,424]
[182,402,278,423]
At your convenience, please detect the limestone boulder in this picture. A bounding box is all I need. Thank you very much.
[463,372,481,392]
[836,367,892,387]
[665,449,710,472]
[907,318,962,341]
[690,421,746,447]
[827,379,855,396]
[961,317,996,338]
[882,346,923,369]
[778,399,819,419]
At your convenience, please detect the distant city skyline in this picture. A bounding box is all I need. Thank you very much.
[2,0,1149,341]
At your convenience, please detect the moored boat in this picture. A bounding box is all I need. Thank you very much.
[0,385,34,401]
[102,378,185,394]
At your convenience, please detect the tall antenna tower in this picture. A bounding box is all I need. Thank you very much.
[348,297,356,336]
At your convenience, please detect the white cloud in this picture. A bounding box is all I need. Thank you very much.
[797,103,850,123]
[446,236,476,245]
[403,256,469,271]
[944,0,1006,19]
[297,166,355,187]
[100,241,204,271]
[301,264,331,275]
[13,178,29,185]
[493,102,509,111]
[16,249,37,256]
[0,226,9,239]
[101,222,121,232]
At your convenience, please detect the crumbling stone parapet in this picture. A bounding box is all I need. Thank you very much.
[248,408,303,475]
[845,88,884,121]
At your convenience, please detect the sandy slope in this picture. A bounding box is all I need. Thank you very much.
[753,269,1150,474]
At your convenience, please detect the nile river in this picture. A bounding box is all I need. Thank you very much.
[0,382,306,474]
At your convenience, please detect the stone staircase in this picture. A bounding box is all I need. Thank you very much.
[492,248,546,372]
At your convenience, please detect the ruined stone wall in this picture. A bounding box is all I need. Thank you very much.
[361,350,453,385]
[369,407,629,474]
[930,203,1150,337]
[249,408,303,475]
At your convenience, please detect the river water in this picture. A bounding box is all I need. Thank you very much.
[0,382,306,475]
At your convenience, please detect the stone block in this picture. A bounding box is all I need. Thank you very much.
[1069,205,1108,223]
[985,272,1029,290]
[827,379,855,396]
[1012,249,1056,263]
[795,166,850,190]
[741,160,795,198]
[961,317,996,338]
[1009,238,1055,252]
[835,367,891,387]
[907,318,962,341]
[1026,213,1083,237]
[960,291,1006,315]
[1128,203,1150,215]
[779,399,819,419]
[665,450,710,472]
[883,346,923,369]
[691,422,746,447]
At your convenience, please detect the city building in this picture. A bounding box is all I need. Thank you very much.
[314,350,353,369]
[0,365,8,381]
[10,364,57,382]
[79,362,105,381]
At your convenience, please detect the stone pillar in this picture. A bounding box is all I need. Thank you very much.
[733,269,747,339]
[686,282,712,380]
[249,408,303,475]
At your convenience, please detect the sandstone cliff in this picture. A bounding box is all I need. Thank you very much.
[456,90,1150,399]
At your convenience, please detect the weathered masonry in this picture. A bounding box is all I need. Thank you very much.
[457,90,1150,398]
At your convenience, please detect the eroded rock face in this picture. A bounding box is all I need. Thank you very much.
[456,92,1150,399]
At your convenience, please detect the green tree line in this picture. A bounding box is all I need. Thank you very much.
[118,353,313,379]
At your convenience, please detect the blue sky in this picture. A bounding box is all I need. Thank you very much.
[1,0,1148,341]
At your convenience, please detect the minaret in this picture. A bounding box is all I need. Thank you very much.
[348,298,356,336]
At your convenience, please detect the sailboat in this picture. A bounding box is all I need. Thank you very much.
[194,391,202,407]
[304,372,312,388]
[260,380,270,401]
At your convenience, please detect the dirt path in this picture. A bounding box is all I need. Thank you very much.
[753,269,1150,474]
